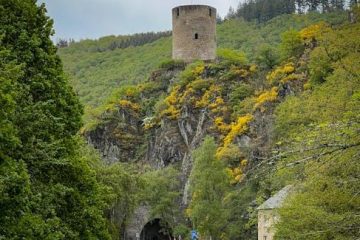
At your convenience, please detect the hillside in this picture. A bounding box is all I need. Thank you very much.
[59,12,346,115]
[73,9,359,239]
[1,1,359,239]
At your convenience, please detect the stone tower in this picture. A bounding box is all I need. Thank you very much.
[172,5,217,62]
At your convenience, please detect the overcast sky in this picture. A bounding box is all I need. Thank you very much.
[39,0,240,41]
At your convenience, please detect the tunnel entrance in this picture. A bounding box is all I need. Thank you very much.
[140,219,172,240]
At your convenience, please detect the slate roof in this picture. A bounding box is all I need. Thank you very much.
[257,185,293,210]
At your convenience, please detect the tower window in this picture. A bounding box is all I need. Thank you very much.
[209,8,212,16]
[177,8,180,16]
[194,33,199,39]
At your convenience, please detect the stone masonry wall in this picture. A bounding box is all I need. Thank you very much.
[172,5,216,61]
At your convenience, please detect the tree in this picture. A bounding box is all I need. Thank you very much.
[256,44,280,69]
[141,166,182,237]
[187,137,230,239]
[0,0,110,238]
[272,19,360,239]
[274,114,360,239]
[279,29,304,60]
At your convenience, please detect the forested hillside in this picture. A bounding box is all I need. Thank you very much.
[1,0,359,240]
[58,12,346,117]
[65,5,358,239]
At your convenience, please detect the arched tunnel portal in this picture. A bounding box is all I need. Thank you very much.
[140,218,172,240]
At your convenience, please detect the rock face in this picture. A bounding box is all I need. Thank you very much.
[86,108,143,165]
[85,62,298,239]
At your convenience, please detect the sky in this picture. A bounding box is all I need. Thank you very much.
[39,0,240,41]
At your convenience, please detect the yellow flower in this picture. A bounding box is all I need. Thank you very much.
[254,87,278,110]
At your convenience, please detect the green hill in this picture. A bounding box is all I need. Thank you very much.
[59,12,346,115]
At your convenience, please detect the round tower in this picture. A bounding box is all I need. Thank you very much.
[172,5,217,62]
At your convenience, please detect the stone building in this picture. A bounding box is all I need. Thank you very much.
[172,5,217,62]
[257,185,292,240]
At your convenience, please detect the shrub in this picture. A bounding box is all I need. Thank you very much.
[254,87,278,111]
[230,83,255,105]
[179,61,205,86]
[217,48,248,66]
[158,59,185,69]
[308,47,332,85]
[279,30,304,60]
[256,44,279,69]
[266,63,296,84]
[189,78,212,91]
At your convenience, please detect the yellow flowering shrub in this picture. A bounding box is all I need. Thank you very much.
[178,86,195,105]
[227,159,248,184]
[160,86,181,119]
[214,117,231,134]
[192,64,205,75]
[249,64,257,73]
[266,62,295,84]
[223,114,253,146]
[161,105,180,120]
[216,115,252,160]
[280,73,302,83]
[195,84,222,108]
[254,87,278,111]
[179,61,205,86]
[300,22,327,42]
[118,100,140,112]
[189,78,211,91]
[209,96,225,110]
[230,66,249,78]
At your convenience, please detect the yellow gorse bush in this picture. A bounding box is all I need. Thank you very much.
[300,22,328,42]
[254,87,278,111]
[195,84,222,108]
[160,86,181,119]
[266,62,295,84]
[118,99,140,112]
[223,114,253,146]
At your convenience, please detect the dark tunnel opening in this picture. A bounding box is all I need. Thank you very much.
[140,219,172,240]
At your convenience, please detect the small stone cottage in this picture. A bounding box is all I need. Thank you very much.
[257,185,292,240]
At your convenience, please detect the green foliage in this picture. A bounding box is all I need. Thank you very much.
[230,83,255,105]
[230,0,347,23]
[234,0,296,22]
[0,1,111,239]
[179,61,205,86]
[188,137,230,239]
[159,59,185,69]
[217,12,346,61]
[189,79,213,91]
[271,19,360,240]
[0,44,21,158]
[141,166,181,232]
[223,184,259,240]
[217,48,248,66]
[59,36,171,112]
[96,161,142,238]
[308,46,332,85]
[256,44,279,69]
[59,13,347,125]
[279,29,304,60]
[274,117,360,239]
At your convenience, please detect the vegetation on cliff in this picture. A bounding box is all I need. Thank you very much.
[1,0,359,239]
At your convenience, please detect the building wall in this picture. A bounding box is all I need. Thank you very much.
[172,5,216,62]
[258,209,279,240]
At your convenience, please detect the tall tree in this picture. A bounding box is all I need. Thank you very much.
[187,137,230,239]
[0,0,110,238]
